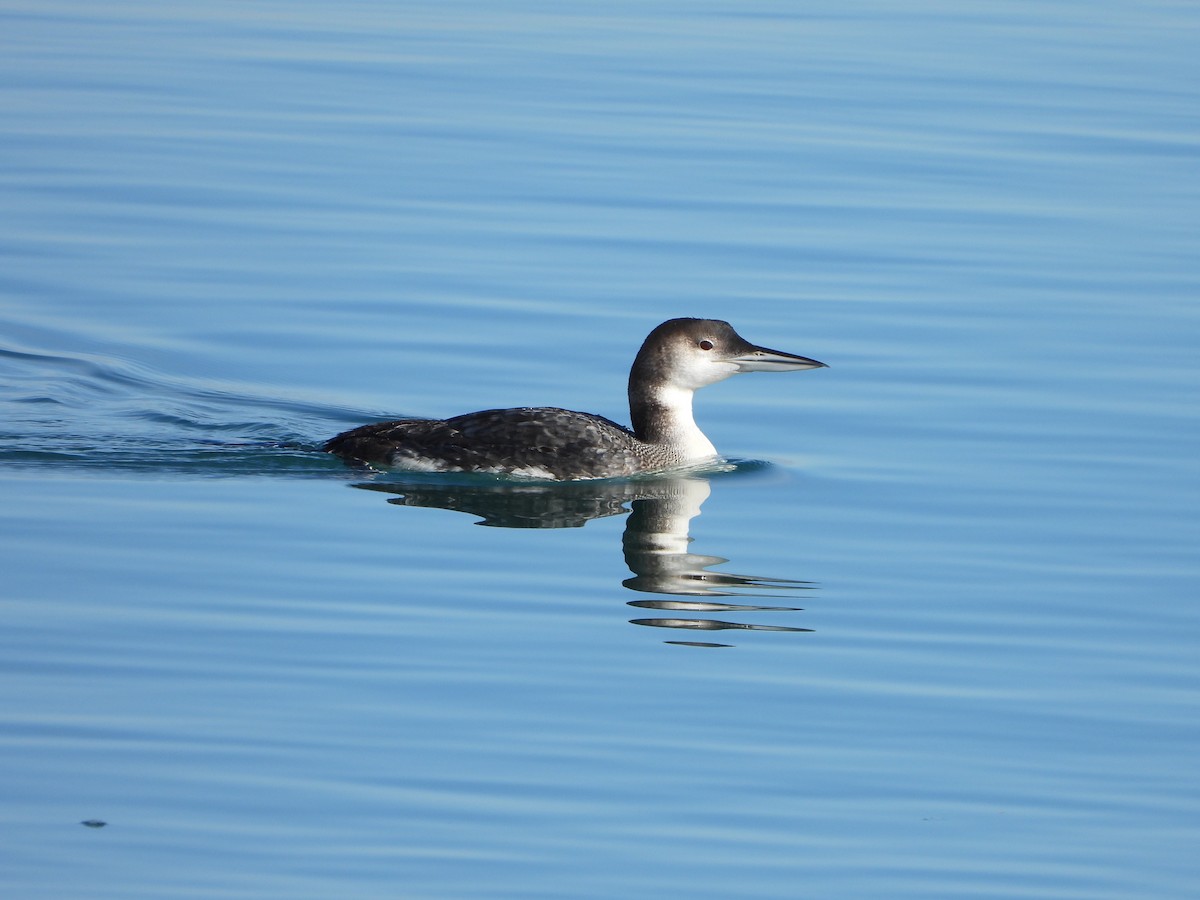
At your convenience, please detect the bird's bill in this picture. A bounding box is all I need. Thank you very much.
[728,346,827,373]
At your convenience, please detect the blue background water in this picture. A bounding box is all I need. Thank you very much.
[2,2,1198,897]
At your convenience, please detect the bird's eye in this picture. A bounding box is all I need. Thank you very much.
[698,340,714,351]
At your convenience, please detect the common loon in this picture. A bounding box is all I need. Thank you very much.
[325,317,825,481]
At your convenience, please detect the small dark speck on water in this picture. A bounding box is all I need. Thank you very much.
[80,820,107,828]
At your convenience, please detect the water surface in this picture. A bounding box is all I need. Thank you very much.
[2,2,1198,898]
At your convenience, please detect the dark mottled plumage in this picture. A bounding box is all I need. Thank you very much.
[325,318,825,481]
[325,407,660,480]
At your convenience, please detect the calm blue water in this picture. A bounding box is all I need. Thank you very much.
[2,2,1198,897]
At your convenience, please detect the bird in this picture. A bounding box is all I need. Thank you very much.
[325,317,825,481]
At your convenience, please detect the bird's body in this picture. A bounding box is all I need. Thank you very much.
[325,318,824,481]
[325,408,657,480]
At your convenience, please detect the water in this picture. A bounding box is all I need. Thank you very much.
[2,1,1199,897]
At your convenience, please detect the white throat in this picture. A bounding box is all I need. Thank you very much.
[647,385,718,462]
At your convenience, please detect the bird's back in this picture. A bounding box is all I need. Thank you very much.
[324,407,663,480]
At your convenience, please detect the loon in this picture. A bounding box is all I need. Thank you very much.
[325,317,825,481]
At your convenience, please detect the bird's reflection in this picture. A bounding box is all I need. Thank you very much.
[351,470,815,645]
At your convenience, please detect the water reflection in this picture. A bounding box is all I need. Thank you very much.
[353,472,815,645]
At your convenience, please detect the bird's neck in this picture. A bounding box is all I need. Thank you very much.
[629,383,717,462]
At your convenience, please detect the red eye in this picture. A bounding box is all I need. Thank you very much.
[698,340,714,351]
